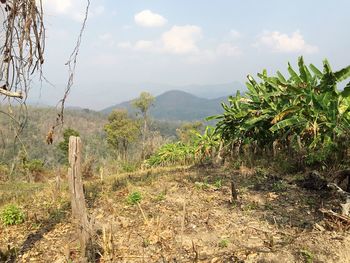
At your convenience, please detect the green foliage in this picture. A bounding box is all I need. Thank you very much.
[211,57,350,166]
[57,128,80,164]
[132,92,155,159]
[0,204,25,226]
[193,126,221,163]
[0,107,108,170]
[218,239,229,248]
[195,181,211,190]
[25,159,44,173]
[145,142,195,167]
[300,249,314,263]
[271,180,288,192]
[132,92,155,117]
[214,179,222,189]
[176,121,203,143]
[154,191,166,201]
[145,126,221,167]
[104,109,140,159]
[127,191,142,205]
[120,161,138,173]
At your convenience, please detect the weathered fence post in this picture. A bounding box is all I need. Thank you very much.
[68,136,95,262]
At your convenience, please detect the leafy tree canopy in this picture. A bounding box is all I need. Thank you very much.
[132,92,155,117]
[104,109,140,158]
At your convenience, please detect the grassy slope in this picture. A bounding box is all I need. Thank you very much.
[0,166,349,262]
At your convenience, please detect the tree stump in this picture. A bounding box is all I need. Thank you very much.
[68,136,95,262]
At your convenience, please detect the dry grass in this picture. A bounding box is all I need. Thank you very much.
[0,166,350,262]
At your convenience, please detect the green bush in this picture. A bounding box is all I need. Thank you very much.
[127,191,142,205]
[145,142,195,167]
[218,239,229,248]
[26,159,44,173]
[0,204,25,226]
[57,128,80,164]
[121,162,138,173]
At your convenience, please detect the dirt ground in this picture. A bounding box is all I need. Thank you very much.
[0,166,350,263]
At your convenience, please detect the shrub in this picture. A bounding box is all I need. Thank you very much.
[127,191,142,205]
[26,159,44,173]
[121,161,138,173]
[218,239,229,248]
[0,204,25,226]
[145,142,195,167]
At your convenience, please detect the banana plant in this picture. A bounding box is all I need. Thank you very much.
[192,126,221,162]
[210,57,350,163]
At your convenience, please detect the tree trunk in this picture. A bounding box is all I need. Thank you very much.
[141,113,147,160]
[68,136,95,262]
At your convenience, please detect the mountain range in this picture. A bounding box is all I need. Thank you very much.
[101,90,233,121]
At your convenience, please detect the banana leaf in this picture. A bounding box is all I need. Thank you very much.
[270,117,304,132]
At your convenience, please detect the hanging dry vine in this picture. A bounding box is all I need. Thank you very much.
[0,0,45,99]
[46,0,91,145]
[0,0,45,155]
[0,0,90,145]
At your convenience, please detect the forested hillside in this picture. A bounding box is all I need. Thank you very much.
[0,106,186,169]
[0,107,108,166]
[102,90,227,121]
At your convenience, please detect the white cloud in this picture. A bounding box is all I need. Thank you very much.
[117,25,202,55]
[229,30,242,39]
[216,43,241,57]
[98,33,115,47]
[134,40,156,51]
[42,0,104,22]
[162,25,202,54]
[41,0,72,13]
[255,30,318,54]
[134,10,167,27]
[117,42,133,49]
[186,43,241,64]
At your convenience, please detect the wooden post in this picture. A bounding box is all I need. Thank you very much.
[68,136,95,262]
[231,173,239,204]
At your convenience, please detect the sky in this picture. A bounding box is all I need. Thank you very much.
[31,0,350,110]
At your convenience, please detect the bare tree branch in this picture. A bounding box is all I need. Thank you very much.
[0,86,23,98]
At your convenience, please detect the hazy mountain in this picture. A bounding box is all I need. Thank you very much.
[101,90,229,121]
[180,82,244,99]
[27,81,244,111]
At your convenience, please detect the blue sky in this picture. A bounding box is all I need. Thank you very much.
[35,0,350,109]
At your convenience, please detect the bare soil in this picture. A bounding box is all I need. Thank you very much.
[0,166,349,263]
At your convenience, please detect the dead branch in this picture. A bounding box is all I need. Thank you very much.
[48,0,90,142]
[319,208,350,231]
[0,86,23,98]
[0,0,45,149]
[57,0,90,124]
[328,183,350,216]
[0,0,45,100]
[332,170,350,192]
[328,183,350,196]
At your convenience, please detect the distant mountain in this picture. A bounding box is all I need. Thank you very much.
[181,82,244,99]
[101,90,229,121]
